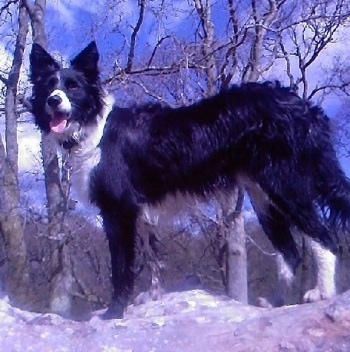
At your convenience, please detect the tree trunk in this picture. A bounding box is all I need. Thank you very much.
[242,0,278,83]
[0,0,32,309]
[191,0,248,303]
[43,144,72,315]
[194,0,218,97]
[215,188,247,303]
[28,0,72,315]
[225,211,248,303]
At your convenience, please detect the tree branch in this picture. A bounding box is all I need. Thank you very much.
[126,0,146,73]
[0,0,20,14]
[0,74,8,85]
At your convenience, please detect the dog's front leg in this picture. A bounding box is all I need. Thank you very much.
[101,205,138,319]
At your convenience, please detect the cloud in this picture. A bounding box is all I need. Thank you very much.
[47,0,99,28]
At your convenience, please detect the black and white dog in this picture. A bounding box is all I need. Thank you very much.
[29,41,350,318]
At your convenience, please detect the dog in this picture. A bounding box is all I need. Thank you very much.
[29,41,350,318]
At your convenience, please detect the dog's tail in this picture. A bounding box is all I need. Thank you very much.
[319,160,350,232]
[304,104,350,233]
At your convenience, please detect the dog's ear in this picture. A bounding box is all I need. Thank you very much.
[70,41,99,81]
[30,44,60,83]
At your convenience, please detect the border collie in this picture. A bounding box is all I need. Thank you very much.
[29,41,350,318]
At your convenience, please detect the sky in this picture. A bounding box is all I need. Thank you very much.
[1,1,349,105]
[39,1,350,104]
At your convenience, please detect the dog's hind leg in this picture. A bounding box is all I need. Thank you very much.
[257,207,301,305]
[285,201,338,302]
[303,237,337,303]
[247,186,300,306]
[277,192,338,303]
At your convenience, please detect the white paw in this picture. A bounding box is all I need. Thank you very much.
[303,288,322,303]
[303,287,334,303]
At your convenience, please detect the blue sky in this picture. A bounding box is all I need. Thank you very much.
[41,1,349,129]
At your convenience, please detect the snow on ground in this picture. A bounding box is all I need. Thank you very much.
[1,288,350,351]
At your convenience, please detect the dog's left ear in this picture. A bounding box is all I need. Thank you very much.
[71,41,99,81]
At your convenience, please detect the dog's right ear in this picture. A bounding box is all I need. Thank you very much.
[30,44,60,83]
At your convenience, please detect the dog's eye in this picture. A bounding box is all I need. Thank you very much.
[47,77,58,89]
[66,80,79,90]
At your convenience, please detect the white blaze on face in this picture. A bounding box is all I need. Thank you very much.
[46,89,72,133]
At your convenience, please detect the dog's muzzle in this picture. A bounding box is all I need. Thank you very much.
[46,90,72,133]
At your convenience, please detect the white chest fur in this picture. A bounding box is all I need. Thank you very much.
[63,94,114,206]
[69,147,101,205]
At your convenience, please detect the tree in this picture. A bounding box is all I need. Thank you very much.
[278,0,350,99]
[26,0,73,315]
[0,0,32,309]
[0,0,73,315]
[191,0,247,302]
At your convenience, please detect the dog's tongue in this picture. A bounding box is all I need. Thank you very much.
[50,112,68,133]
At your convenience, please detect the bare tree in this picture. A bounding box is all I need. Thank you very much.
[241,0,286,82]
[279,0,350,99]
[0,0,32,308]
[25,0,73,315]
[0,0,73,315]
[191,0,248,302]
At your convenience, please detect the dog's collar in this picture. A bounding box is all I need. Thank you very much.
[60,137,79,150]
[58,127,82,150]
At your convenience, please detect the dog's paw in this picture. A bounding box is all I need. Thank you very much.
[303,288,322,303]
[303,287,334,303]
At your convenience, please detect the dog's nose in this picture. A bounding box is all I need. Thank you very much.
[47,95,62,108]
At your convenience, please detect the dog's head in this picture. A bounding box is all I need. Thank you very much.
[29,41,104,146]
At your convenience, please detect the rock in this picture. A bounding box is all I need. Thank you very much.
[1,289,350,351]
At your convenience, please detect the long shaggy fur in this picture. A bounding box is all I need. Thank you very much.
[29,42,350,318]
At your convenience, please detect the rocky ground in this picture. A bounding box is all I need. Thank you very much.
[1,289,350,351]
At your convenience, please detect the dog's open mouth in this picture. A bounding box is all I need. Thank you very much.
[50,111,69,133]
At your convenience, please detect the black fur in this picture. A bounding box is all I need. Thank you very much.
[29,42,350,318]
